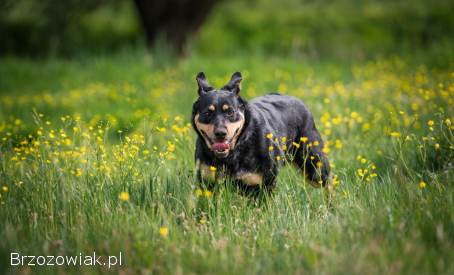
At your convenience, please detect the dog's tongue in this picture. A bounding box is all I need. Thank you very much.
[212,142,229,151]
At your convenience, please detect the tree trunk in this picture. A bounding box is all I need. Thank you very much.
[133,0,218,56]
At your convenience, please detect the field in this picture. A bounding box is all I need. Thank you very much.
[0,52,453,274]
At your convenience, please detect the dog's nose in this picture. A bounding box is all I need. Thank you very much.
[214,129,227,140]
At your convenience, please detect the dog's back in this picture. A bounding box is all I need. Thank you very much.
[249,93,316,141]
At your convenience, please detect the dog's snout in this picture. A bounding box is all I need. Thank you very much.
[214,128,227,139]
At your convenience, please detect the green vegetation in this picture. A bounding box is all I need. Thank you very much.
[197,0,454,61]
[2,0,453,62]
[1,0,453,274]
[0,53,453,274]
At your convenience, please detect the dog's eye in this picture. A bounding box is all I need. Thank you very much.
[202,111,212,116]
[226,109,234,116]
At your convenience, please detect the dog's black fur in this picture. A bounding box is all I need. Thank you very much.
[191,72,330,194]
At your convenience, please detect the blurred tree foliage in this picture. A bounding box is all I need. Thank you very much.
[195,0,454,60]
[0,0,141,56]
[0,0,453,61]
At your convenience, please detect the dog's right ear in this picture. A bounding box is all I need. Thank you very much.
[196,72,212,95]
[223,72,242,94]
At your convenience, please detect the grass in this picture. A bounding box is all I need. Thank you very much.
[0,52,453,274]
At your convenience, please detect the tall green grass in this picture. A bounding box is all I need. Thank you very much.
[0,53,453,274]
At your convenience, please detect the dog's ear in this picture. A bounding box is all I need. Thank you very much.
[223,72,242,94]
[196,72,212,95]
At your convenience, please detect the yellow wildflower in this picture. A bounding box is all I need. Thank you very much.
[203,190,213,198]
[195,188,203,197]
[119,191,129,201]
[64,138,71,146]
[322,146,330,154]
[390,131,401,137]
[332,174,340,186]
[156,127,166,133]
[167,141,175,152]
[159,226,169,237]
[419,181,426,189]
[357,169,364,177]
[75,168,82,177]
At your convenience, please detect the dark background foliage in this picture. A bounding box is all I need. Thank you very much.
[0,0,453,63]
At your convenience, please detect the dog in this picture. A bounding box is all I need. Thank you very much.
[191,72,332,195]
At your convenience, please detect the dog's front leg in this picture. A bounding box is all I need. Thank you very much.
[234,170,277,196]
[236,172,263,186]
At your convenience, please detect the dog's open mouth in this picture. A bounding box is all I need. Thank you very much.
[211,141,230,157]
[200,130,231,157]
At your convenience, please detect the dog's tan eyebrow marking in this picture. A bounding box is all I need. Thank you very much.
[208,105,215,111]
[222,104,230,111]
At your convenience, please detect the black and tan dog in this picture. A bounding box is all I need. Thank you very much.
[192,72,332,195]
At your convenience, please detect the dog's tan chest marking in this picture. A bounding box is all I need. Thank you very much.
[197,161,226,182]
[236,172,263,186]
[198,162,216,182]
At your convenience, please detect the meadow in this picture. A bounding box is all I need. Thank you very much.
[0,52,452,274]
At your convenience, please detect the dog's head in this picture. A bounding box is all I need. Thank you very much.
[192,72,247,158]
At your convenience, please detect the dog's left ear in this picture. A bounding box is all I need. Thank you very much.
[223,72,242,94]
[196,72,213,95]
